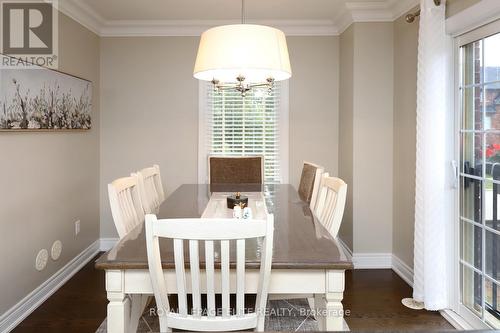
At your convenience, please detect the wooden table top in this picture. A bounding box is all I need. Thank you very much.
[95,184,353,270]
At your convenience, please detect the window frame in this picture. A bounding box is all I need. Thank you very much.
[197,81,289,184]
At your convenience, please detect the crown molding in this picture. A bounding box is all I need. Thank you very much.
[337,0,420,34]
[59,0,421,37]
[58,0,104,35]
[347,0,419,21]
[100,19,339,37]
[334,4,353,34]
[346,1,394,22]
[389,0,420,21]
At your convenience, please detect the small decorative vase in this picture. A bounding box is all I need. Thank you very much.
[233,205,243,219]
[243,207,253,219]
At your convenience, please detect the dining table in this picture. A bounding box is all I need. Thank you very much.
[95,183,353,332]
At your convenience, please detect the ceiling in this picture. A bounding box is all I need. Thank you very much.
[58,0,419,36]
[79,0,382,21]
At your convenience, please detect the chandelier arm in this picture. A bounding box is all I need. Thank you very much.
[214,84,240,89]
[213,82,273,89]
[248,83,272,88]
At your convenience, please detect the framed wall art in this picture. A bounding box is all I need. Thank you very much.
[0,54,92,131]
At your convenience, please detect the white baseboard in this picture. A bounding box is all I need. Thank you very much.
[352,252,392,269]
[391,255,414,287]
[0,240,100,333]
[350,251,414,286]
[99,238,119,251]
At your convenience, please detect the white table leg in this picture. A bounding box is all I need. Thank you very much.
[106,270,131,333]
[107,292,130,333]
[314,270,347,331]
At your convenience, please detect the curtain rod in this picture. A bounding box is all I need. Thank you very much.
[405,0,441,23]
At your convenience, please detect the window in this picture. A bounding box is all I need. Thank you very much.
[459,27,500,329]
[198,82,289,184]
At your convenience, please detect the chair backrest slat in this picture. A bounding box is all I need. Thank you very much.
[146,214,274,332]
[135,164,165,214]
[123,188,135,222]
[204,240,216,317]
[236,239,246,316]
[189,240,202,317]
[221,239,231,318]
[313,172,348,238]
[108,175,145,239]
[173,239,188,315]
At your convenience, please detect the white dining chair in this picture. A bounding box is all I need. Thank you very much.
[145,214,274,332]
[108,175,145,239]
[208,155,264,184]
[313,172,348,238]
[109,175,152,333]
[297,161,324,208]
[273,172,347,314]
[134,164,165,214]
[268,163,324,311]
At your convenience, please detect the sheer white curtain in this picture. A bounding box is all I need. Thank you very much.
[413,0,454,310]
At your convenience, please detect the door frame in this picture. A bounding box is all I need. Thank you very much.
[451,19,500,330]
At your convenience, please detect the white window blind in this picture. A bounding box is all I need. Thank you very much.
[200,82,288,184]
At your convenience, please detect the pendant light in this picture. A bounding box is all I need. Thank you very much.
[193,0,292,96]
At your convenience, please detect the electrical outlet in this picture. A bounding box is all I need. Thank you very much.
[75,220,80,236]
[35,249,48,271]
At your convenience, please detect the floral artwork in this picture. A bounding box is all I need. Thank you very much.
[0,56,92,130]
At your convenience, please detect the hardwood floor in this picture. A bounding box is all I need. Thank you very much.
[12,254,107,333]
[343,270,454,331]
[13,255,454,332]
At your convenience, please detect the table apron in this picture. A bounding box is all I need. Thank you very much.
[106,269,343,295]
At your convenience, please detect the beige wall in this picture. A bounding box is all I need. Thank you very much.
[392,11,419,267]
[288,37,339,186]
[446,0,481,18]
[99,37,199,237]
[338,26,354,251]
[352,23,394,253]
[337,23,394,254]
[99,36,340,238]
[0,13,100,314]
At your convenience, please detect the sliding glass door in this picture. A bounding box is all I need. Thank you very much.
[459,28,500,329]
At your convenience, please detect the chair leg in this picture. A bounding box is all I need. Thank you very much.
[128,294,153,333]
[307,297,315,318]
[128,295,142,333]
[159,316,170,332]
